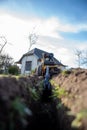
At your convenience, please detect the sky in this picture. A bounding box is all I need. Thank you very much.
[0,0,87,68]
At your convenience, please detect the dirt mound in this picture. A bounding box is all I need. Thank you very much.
[52,68,87,130]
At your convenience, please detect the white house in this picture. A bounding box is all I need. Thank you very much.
[17,48,65,74]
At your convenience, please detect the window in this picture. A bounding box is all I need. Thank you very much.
[25,61,32,71]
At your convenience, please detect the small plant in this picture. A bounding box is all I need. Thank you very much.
[50,80,59,87]
[62,70,71,75]
[56,102,63,109]
[52,87,67,98]
[29,87,40,101]
[68,109,87,128]
[50,79,67,99]
[9,98,32,130]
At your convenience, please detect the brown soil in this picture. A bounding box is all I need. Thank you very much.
[0,75,42,130]
[0,75,59,130]
[52,68,87,130]
[0,68,87,130]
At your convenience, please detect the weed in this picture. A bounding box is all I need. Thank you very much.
[52,87,67,98]
[29,87,40,101]
[62,70,71,75]
[67,109,87,128]
[9,98,32,130]
[50,79,67,99]
[56,102,63,109]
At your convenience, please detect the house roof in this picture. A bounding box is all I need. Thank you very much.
[17,48,65,66]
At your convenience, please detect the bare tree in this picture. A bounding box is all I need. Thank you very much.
[0,36,13,73]
[81,50,87,67]
[28,32,38,51]
[0,36,7,54]
[24,29,38,74]
[75,49,83,68]
[0,36,12,54]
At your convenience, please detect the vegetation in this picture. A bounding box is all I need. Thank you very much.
[62,70,71,75]
[10,98,32,130]
[68,109,87,128]
[50,80,67,99]
[29,87,40,101]
[8,65,19,75]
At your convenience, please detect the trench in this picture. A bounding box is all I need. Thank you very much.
[27,87,77,130]
[0,76,79,130]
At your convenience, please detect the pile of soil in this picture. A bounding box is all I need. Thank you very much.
[52,68,87,130]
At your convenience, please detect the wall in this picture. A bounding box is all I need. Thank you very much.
[21,54,38,74]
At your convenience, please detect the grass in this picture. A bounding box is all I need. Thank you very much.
[0,74,25,79]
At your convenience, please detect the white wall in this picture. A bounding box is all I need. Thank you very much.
[21,54,38,74]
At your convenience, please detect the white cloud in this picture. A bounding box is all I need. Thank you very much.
[0,12,87,68]
[0,14,63,60]
[74,41,87,50]
[34,36,77,67]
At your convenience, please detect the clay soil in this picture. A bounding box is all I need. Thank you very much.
[0,75,59,130]
[52,68,87,130]
[0,68,87,130]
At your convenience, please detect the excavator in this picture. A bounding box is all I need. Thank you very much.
[37,53,60,77]
[37,53,60,101]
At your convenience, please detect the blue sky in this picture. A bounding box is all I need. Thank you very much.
[1,0,87,22]
[0,0,87,67]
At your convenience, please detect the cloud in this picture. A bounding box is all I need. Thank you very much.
[35,36,87,68]
[74,41,87,50]
[0,12,87,68]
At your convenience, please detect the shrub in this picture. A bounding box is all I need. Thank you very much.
[8,65,19,75]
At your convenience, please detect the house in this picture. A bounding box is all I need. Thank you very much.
[17,48,65,74]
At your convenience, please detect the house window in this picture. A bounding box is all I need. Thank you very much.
[25,61,32,71]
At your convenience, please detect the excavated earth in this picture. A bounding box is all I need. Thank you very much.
[0,68,87,130]
[52,68,87,130]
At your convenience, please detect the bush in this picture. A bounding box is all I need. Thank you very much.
[8,65,19,75]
